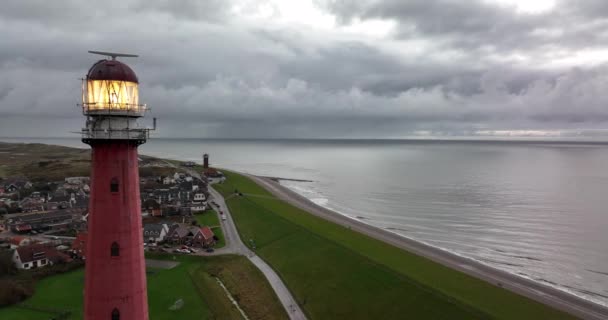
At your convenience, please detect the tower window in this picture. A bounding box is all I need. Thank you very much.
[110,178,119,193]
[111,242,120,257]
[111,308,120,320]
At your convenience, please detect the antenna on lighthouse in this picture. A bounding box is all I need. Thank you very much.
[88,50,139,60]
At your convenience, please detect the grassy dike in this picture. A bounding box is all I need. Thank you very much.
[213,171,575,320]
[0,255,288,320]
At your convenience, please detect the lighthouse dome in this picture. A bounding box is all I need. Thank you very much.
[87,59,138,83]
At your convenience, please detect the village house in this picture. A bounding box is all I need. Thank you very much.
[166,225,198,245]
[162,176,174,185]
[142,199,161,217]
[190,202,206,212]
[12,243,71,270]
[65,177,90,185]
[193,226,216,248]
[71,232,87,259]
[9,236,32,249]
[182,161,196,167]
[7,210,76,232]
[4,178,33,193]
[143,223,169,243]
[166,224,216,248]
[194,192,206,202]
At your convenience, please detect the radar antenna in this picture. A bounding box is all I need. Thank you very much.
[88,50,139,60]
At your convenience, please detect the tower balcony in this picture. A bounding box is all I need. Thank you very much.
[81,127,150,145]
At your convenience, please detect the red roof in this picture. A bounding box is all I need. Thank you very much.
[10,236,29,246]
[15,244,57,263]
[87,59,138,83]
[200,226,214,240]
[72,232,87,257]
[15,225,32,232]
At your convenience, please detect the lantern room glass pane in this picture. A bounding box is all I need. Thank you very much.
[85,80,139,111]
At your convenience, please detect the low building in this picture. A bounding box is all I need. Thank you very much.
[190,202,206,212]
[9,236,31,249]
[203,168,223,178]
[194,192,206,201]
[143,224,169,243]
[71,232,87,259]
[166,225,199,245]
[7,210,76,232]
[12,243,70,270]
[65,177,90,185]
[193,226,216,248]
[142,199,161,217]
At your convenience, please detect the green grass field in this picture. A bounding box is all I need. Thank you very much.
[0,255,287,320]
[211,227,226,248]
[214,171,575,320]
[195,209,220,227]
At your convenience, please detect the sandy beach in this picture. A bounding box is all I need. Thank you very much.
[248,174,608,320]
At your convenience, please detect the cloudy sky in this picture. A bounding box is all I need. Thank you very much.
[1,0,608,139]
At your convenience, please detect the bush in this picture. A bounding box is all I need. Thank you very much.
[0,279,34,306]
[0,261,84,307]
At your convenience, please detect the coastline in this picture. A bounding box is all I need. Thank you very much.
[247,174,608,320]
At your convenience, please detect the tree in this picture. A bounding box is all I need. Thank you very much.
[0,251,16,276]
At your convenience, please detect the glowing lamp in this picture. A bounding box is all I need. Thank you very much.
[82,56,145,115]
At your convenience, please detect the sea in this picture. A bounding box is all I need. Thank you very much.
[3,137,608,306]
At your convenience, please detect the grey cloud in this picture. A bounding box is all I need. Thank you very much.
[321,0,608,55]
[1,0,608,139]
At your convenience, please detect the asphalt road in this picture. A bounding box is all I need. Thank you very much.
[207,186,307,320]
[249,174,608,320]
[161,163,307,319]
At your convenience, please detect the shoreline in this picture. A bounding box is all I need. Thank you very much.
[279,179,608,309]
[247,174,608,320]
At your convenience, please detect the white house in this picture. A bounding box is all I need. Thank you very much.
[12,244,66,270]
[194,192,206,201]
[190,202,206,212]
[143,223,170,243]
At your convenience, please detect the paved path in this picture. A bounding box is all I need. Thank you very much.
[249,174,608,320]
[208,186,307,320]
[161,163,307,319]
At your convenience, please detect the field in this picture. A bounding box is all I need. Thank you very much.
[0,255,287,320]
[213,171,574,320]
[195,209,220,227]
[0,142,194,182]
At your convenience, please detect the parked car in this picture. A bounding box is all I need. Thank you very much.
[189,248,198,253]
[205,248,214,253]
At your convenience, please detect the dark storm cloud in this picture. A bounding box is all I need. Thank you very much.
[322,0,608,54]
[1,0,608,139]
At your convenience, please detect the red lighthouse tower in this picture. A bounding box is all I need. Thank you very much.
[81,51,152,320]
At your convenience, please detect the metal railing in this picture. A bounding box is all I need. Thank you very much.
[81,128,150,142]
